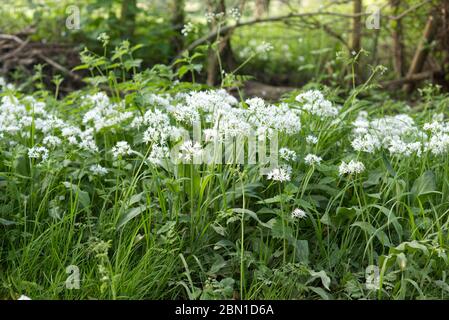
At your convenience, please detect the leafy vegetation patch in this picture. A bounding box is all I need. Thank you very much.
[1,42,449,299]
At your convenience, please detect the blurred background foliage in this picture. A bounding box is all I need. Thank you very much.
[0,0,448,97]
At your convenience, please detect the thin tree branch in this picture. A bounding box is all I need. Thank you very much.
[0,34,82,81]
[174,10,371,61]
[388,0,432,20]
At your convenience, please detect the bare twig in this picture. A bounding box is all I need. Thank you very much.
[174,10,371,61]
[0,38,29,60]
[0,33,82,81]
[388,0,432,20]
[381,69,442,88]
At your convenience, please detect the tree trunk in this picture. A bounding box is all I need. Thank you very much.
[404,14,438,92]
[351,0,363,83]
[169,0,185,54]
[390,0,405,78]
[256,0,270,18]
[206,0,237,86]
[120,0,137,38]
[351,0,362,54]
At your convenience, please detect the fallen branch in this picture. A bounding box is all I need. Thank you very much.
[403,14,438,93]
[0,34,82,82]
[0,38,29,61]
[380,69,442,88]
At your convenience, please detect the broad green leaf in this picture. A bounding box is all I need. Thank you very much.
[411,170,436,197]
[382,153,396,177]
[157,220,176,235]
[117,205,146,229]
[0,218,16,226]
[232,208,273,228]
[308,270,331,291]
[271,218,294,240]
[393,241,429,255]
[309,286,331,299]
[63,182,90,211]
[293,239,309,264]
[351,221,391,246]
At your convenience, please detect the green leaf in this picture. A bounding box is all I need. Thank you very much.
[128,192,144,206]
[411,170,436,198]
[231,208,273,228]
[72,64,89,71]
[435,280,449,293]
[320,212,333,227]
[309,286,331,299]
[351,221,391,246]
[214,239,234,250]
[293,239,309,264]
[208,254,227,275]
[124,59,143,70]
[382,153,396,177]
[271,218,294,240]
[63,182,90,211]
[157,221,176,235]
[211,223,226,236]
[117,205,146,229]
[393,241,429,255]
[335,207,358,224]
[308,270,331,291]
[177,65,190,78]
[363,170,384,188]
[0,218,16,226]
[257,194,291,204]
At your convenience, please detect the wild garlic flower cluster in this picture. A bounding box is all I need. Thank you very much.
[82,92,133,132]
[179,140,203,162]
[0,96,31,138]
[28,146,49,162]
[204,9,241,23]
[351,111,449,157]
[306,135,318,145]
[279,148,297,162]
[304,153,322,166]
[112,141,133,159]
[3,84,447,185]
[181,22,195,36]
[0,94,98,156]
[205,11,226,23]
[246,98,301,135]
[135,90,302,144]
[0,77,14,91]
[295,90,339,119]
[123,89,303,166]
[228,8,241,20]
[90,164,108,176]
[267,165,292,182]
[338,160,365,176]
[238,40,273,60]
[291,208,307,219]
[423,117,449,156]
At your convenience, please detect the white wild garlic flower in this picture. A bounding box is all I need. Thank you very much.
[267,165,292,182]
[339,160,365,176]
[112,141,133,159]
[304,153,322,166]
[291,208,307,219]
